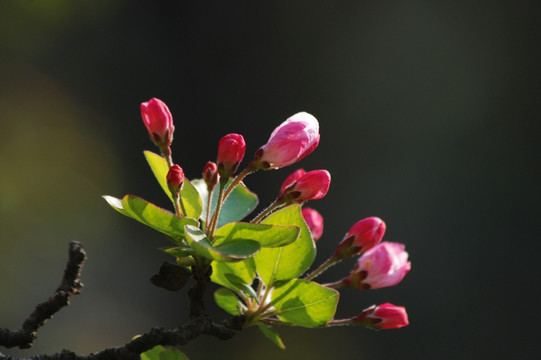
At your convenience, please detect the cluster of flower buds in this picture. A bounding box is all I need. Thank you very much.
[140,97,409,331]
[301,204,409,329]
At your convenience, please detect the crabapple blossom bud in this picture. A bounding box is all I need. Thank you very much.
[167,164,184,196]
[353,303,409,329]
[203,161,219,191]
[217,133,246,178]
[254,112,320,169]
[279,169,331,202]
[280,169,306,194]
[140,98,174,147]
[302,207,324,241]
[335,217,386,258]
[343,242,410,290]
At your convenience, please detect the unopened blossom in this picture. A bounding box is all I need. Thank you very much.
[280,169,306,194]
[344,242,410,290]
[203,161,219,191]
[217,133,246,178]
[254,112,320,169]
[167,164,184,196]
[140,98,174,147]
[302,207,324,241]
[335,217,386,258]
[353,303,409,329]
[279,169,331,201]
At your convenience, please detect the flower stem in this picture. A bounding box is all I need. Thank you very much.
[205,187,214,231]
[326,319,355,327]
[223,162,258,199]
[303,256,340,281]
[172,195,182,217]
[320,279,346,289]
[178,195,187,216]
[207,181,226,240]
[161,145,173,168]
[250,199,284,224]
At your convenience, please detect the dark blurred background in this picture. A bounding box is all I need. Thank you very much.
[1,1,540,359]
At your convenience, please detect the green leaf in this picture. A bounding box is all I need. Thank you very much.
[213,222,300,248]
[211,258,256,292]
[140,345,166,360]
[159,246,193,258]
[254,205,316,285]
[225,273,258,299]
[159,349,189,360]
[140,346,189,360]
[103,195,127,215]
[214,288,242,315]
[256,323,286,350]
[144,151,202,219]
[192,179,258,228]
[104,195,198,242]
[184,225,261,262]
[271,279,339,328]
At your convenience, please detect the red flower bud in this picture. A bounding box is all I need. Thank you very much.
[280,169,331,201]
[254,112,320,169]
[280,169,306,194]
[203,161,219,191]
[344,242,411,290]
[302,207,324,241]
[217,133,246,178]
[140,98,174,147]
[167,164,184,196]
[335,217,386,258]
[353,303,409,329]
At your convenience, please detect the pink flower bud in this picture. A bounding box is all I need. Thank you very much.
[166,164,184,196]
[254,112,320,169]
[140,98,174,147]
[335,217,386,258]
[302,207,324,241]
[203,161,219,191]
[217,133,246,177]
[354,303,409,329]
[280,169,306,194]
[280,169,331,201]
[344,242,411,290]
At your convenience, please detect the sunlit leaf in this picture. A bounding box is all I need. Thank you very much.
[104,195,198,243]
[159,246,193,258]
[159,348,189,360]
[214,222,300,248]
[214,288,242,315]
[254,205,316,285]
[192,179,258,228]
[256,323,286,350]
[184,225,260,262]
[271,279,339,328]
[140,345,165,360]
[225,273,258,299]
[144,151,202,218]
[211,259,256,292]
[140,346,189,360]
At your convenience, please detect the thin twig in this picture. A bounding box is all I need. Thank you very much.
[0,241,86,349]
